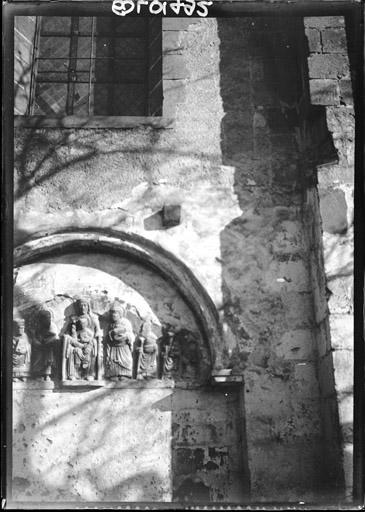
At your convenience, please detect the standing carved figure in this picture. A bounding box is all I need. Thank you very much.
[105,303,135,380]
[136,318,158,380]
[12,318,31,381]
[159,324,179,379]
[63,298,102,381]
[178,329,201,380]
[32,307,59,381]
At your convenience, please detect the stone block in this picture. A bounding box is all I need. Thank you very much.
[321,28,348,53]
[162,204,181,228]
[163,54,188,80]
[327,276,353,315]
[319,187,348,234]
[308,54,349,79]
[309,79,340,106]
[293,362,320,398]
[162,18,200,31]
[322,231,353,279]
[304,17,345,29]
[305,28,322,53]
[317,353,336,398]
[314,319,332,358]
[274,259,311,293]
[332,349,353,394]
[339,79,353,105]
[163,30,183,55]
[281,291,314,329]
[275,329,314,360]
[163,79,186,117]
[338,394,353,441]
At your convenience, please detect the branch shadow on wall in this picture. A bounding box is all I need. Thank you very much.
[217,16,346,502]
[12,254,248,504]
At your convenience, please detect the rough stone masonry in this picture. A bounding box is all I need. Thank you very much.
[12,13,355,504]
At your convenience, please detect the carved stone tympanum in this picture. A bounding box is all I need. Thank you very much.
[63,297,103,381]
[12,318,31,381]
[136,318,158,380]
[32,306,59,381]
[105,303,135,380]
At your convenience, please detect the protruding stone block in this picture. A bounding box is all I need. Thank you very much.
[162,204,181,228]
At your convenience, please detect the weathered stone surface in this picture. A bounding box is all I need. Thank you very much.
[332,350,353,395]
[319,187,348,234]
[321,28,348,53]
[308,54,349,79]
[309,79,340,106]
[12,15,354,503]
[163,54,188,80]
[339,79,353,106]
[13,387,174,501]
[304,16,345,29]
[329,315,353,351]
[305,28,322,53]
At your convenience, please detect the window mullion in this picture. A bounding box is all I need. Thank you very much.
[28,17,42,115]
[88,17,96,116]
[66,16,79,115]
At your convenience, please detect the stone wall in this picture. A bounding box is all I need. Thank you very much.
[304,15,355,499]
[13,15,354,503]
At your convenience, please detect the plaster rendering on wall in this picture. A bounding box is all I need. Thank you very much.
[3,2,362,509]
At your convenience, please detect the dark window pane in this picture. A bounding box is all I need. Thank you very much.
[41,17,71,35]
[94,84,146,115]
[94,59,145,83]
[37,59,69,72]
[95,17,147,37]
[78,18,93,35]
[38,36,70,58]
[94,38,145,59]
[77,37,92,59]
[76,59,92,71]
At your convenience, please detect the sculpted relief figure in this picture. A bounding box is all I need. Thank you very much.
[159,326,201,380]
[105,303,135,380]
[178,329,201,380]
[12,318,31,381]
[63,298,103,381]
[32,306,59,381]
[136,318,158,380]
[159,324,179,379]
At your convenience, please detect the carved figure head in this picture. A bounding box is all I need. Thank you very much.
[76,298,90,316]
[110,303,126,323]
[38,307,54,330]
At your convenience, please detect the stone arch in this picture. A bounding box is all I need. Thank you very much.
[14,229,223,371]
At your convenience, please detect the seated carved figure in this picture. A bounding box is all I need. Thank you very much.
[105,303,135,380]
[12,318,31,381]
[63,298,102,381]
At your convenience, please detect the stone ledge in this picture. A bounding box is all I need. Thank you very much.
[14,116,175,130]
[13,379,236,391]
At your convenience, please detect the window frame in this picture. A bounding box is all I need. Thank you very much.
[14,14,171,129]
